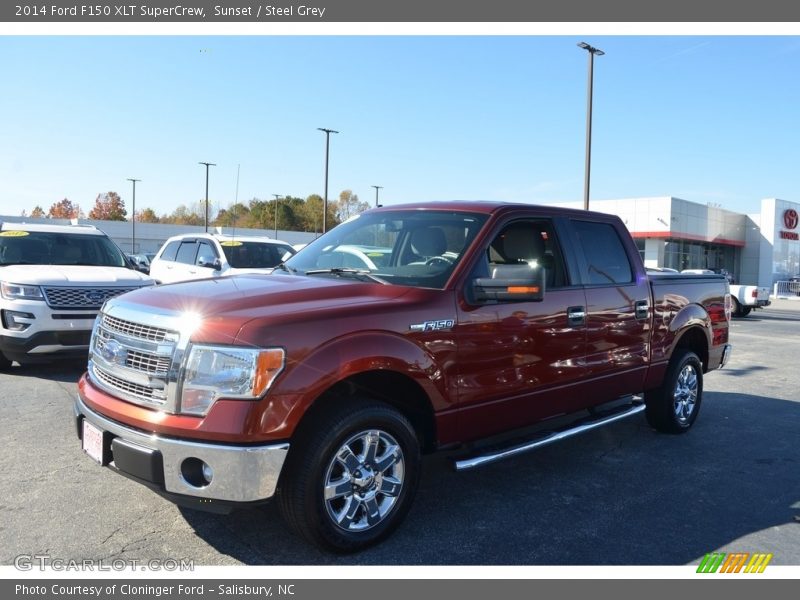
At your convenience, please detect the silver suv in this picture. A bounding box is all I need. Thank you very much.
[0,222,154,367]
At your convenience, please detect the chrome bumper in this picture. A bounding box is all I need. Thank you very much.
[75,394,289,503]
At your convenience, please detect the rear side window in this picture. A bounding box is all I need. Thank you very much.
[160,241,180,262]
[175,241,199,265]
[572,221,634,285]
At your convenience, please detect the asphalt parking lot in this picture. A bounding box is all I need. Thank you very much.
[1,301,799,567]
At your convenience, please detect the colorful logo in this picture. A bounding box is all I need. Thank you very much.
[696,552,773,573]
[784,209,799,230]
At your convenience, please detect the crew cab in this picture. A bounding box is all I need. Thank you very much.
[0,222,153,367]
[74,202,732,552]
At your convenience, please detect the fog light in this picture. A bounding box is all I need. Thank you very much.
[1,309,35,331]
[202,463,214,485]
[180,457,213,488]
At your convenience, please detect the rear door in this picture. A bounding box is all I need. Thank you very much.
[567,218,651,399]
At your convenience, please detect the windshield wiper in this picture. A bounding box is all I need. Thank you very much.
[304,268,388,285]
[274,263,298,274]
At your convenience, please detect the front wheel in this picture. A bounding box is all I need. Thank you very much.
[645,349,704,434]
[276,398,421,553]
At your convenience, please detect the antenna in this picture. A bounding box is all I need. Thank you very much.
[232,164,240,240]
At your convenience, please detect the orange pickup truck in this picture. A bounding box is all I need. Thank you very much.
[75,202,732,552]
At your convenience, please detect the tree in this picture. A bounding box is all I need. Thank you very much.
[88,191,127,221]
[30,206,45,218]
[335,189,370,222]
[48,198,82,219]
[161,204,203,226]
[136,208,160,223]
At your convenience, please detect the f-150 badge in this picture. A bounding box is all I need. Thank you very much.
[409,319,455,332]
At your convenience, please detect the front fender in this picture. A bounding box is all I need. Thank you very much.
[247,331,452,440]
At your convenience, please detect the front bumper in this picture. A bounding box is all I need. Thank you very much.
[74,393,289,511]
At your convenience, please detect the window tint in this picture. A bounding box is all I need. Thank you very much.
[160,241,180,262]
[0,231,127,267]
[175,241,198,265]
[572,221,633,285]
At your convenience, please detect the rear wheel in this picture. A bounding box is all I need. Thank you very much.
[277,398,421,553]
[731,297,743,317]
[645,349,703,434]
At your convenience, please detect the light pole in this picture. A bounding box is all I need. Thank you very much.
[317,128,339,233]
[272,194,281,238]
[127,178,140,253]
[578,41,604,211]
[198,161,216,232]
[371,185,383,208]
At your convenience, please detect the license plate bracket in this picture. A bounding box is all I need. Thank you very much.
[82,419,106,465]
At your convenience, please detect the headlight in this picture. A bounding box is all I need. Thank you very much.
[0,282,44,301]
[180,345,285,416]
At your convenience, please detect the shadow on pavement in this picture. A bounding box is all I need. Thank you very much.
[178,391,800,565]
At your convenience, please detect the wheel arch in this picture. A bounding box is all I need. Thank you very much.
[295,369,439,454]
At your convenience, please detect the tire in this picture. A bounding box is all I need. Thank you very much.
[0,353,11,370]
[739,306,751,316]
[645,349,703,434]
[731,297,743,317]
[276,397,421,553]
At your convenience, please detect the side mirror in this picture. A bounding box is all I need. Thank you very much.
[198,256,222,271]
[473,264,545,303]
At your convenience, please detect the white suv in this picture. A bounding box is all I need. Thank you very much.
[0,222,154,367]
[149,233,296,284]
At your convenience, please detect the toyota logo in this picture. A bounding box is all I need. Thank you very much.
[784,209,799,230]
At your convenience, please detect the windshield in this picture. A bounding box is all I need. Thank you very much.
[0,231,128,267]
[284,210,488,289]
[220,240,296,269]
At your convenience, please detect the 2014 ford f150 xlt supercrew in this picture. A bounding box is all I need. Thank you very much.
[74,202,732,552]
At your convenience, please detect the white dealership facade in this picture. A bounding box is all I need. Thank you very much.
[557,197,800,288]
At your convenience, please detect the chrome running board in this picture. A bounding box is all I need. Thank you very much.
[453,401,645,471]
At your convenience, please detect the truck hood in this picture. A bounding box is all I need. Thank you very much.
[111,274,416,341]
[0,264,153,286]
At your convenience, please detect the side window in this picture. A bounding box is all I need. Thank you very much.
[477,219,567,289]
[572,221,634,285]
[196,241,217,265]
[175,241,198,265]
[160,241,180,262]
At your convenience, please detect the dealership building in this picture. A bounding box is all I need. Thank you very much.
[556,196,800,289]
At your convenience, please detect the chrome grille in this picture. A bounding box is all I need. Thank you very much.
[89,302,184,413]
[43,286,138,310]
[93,365,166,405]
[125,350,171,374]
[101,314,172,342]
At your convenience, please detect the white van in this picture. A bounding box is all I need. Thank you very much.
[149,233,296,284]
[0,222,154,367]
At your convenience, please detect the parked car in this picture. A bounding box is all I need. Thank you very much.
[75,202,731,552]
[681,269,770,317]
[148,233,296,284]
[0,222,153,367]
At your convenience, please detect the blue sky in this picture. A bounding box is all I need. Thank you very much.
[1,35,799,218]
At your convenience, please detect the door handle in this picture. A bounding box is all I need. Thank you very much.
[635,300,649,320]
[567,306,586,326]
